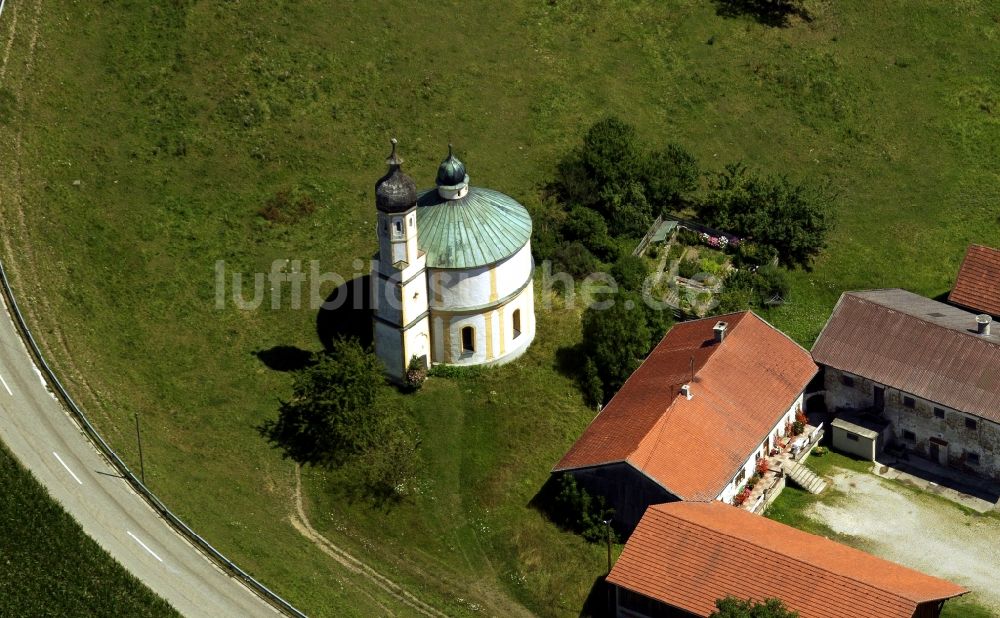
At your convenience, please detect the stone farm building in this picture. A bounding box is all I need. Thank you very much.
[948,243,1000,318]
[607,501,967,618]
[553,311,817,532]
[812,289,1000,479]
[371,141,536,382]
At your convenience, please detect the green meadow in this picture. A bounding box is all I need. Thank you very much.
[0,0,998,615]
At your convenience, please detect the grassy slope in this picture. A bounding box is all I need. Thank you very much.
[0,0,998,615]
[0,442,177,616]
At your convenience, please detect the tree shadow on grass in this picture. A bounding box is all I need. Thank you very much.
[713,0,811,27]
[580,575,614,618]
[317,274,372,351]
[555,343,586,380]
[254,345,316,372]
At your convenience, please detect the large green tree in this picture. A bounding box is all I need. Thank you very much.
[700,162,832,269]
[260,339,418,494]
[582,292,671,402]
[710,597,799,618]
[553,116,699,237]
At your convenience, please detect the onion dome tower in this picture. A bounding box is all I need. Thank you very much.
[371,139,431,382]
[435,144,469,199]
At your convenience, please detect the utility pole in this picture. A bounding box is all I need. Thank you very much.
[135,413,145,485]
[602,518,612,574]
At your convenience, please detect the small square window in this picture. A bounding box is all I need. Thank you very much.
[902,430,916,442]
[841,374,854,387]
[967,452,980,465]
[933,408,945,419]
[903,396,915,408]
[966,417,978,430]
[846,433,859,442]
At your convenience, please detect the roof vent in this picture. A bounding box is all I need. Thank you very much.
[713,321,728,343]
[680,384,693,400]
[977,314,992,336]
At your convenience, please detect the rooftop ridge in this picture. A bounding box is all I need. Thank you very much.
[846,289,999,348]
[646,503,963,605]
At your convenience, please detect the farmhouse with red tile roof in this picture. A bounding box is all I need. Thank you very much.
[608,501,967,618]
[553,311,817,531]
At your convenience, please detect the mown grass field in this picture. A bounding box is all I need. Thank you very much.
[0,442,177,616]
[1,0,999,615]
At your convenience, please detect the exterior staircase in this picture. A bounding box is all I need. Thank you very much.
[784,462,828,494]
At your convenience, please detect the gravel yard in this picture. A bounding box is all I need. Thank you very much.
[807,471,1000,611]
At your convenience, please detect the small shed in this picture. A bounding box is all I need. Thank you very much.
[650,219,677,244]
[831,415,887,461]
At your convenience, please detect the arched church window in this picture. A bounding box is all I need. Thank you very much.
[394,220,403,235]
[461,326,475,355]
[512,309,522,339]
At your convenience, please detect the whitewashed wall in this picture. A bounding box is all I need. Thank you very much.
[716,393,804,504]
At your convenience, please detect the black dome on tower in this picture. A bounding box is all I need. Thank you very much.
[375,138,417,213]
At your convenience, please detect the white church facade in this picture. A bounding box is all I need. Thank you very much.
[371,140,536,382]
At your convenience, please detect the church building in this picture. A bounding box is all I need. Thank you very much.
[371,140,536,382]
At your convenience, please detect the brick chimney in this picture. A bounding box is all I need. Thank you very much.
[713,321,728,343]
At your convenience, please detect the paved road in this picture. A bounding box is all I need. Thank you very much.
[0,293,279,617]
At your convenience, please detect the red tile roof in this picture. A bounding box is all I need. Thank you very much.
[812,290,1000,422]
[949,244,1000,317]
[608,502,967,618]
[554,312,817,501]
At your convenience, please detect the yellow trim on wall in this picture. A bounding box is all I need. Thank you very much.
[489,268,498,302]
[498,305,506,356]
[484,310,495,360]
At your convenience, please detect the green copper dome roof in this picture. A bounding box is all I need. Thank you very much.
[436,145,469,188]
[415,186,532,269]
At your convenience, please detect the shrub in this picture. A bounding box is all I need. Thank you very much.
[581,358,604,408]
[553,241,598,278]
[699,258,723,276]
[666,243,685,261]
[813,446,828,456]
[404,356,427,391]
[711,597,800,618]
[792,420,805,435]
[610,255,650,291]
[677,257,701,279]
[642,143,699,211]
[700,162,832,268]
[676,227,701,246]
[550,474,616,543]
[562,206,617,261]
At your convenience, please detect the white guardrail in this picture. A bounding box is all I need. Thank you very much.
[0,261,307,615]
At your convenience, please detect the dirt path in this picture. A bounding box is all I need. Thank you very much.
[807,470,1000,610]
[290,466,449,618]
